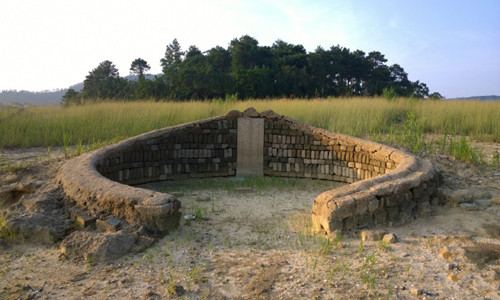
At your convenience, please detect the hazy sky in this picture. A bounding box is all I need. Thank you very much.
[1,0,499,98]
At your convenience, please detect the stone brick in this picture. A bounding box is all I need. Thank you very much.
[373,207,387,222]
[386,206,399,221]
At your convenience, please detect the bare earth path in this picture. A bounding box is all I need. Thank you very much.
[0,145,499,299]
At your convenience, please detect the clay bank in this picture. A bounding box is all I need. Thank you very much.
[58,108,441,236]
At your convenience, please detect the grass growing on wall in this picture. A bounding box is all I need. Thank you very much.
[0,98,499,148]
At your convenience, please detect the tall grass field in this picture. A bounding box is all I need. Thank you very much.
[0,98,499,150]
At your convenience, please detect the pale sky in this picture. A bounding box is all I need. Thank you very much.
[1,0,499,98]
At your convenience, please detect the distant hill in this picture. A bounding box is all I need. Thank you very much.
[0,74,157,106]
[0,89,66,106]
[449,95,500,101]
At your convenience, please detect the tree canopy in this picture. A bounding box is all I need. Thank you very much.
[130,58,151,79]
[62,35,441,105]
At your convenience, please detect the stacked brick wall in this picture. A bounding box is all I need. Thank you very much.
[96,109,385,186]
[58,108,441,235]
[96,117,238,185]
[263,118,396,182]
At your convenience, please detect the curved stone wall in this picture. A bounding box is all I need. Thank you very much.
[58,108,440,235]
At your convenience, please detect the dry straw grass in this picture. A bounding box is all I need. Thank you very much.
[0,98,498,148]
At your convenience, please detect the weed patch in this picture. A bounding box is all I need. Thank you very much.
[360,252,378,291]
[0,210,15,240]
[447,136,485,165]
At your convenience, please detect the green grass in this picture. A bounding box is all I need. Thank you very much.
[492,150,500,168]
[0,207,15,240]
[145,176,334,194]
[1,98,499,148]
[447,135,486,165]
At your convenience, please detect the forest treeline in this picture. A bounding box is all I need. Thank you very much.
[62,35,442,105]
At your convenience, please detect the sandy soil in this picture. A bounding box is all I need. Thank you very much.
[0,145,499,300]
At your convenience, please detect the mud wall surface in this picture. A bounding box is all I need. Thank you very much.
[58,108,441,235]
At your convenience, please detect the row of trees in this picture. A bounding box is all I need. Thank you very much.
[62,35,442,105]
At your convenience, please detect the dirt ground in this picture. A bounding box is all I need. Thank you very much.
[0,143,499,300]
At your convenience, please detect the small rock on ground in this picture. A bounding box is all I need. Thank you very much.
[96,217,122,232]
[445,263,460,271]
[382,233,398,244]
[474,199,492,207]
[361,230,386,242]
[460,202,480,211]
[439,246,453,260]
[60,230,136,262]
[410,288,423,296]
[447,189,474,205]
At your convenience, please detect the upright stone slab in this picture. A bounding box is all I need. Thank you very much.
[237,118,264,177]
